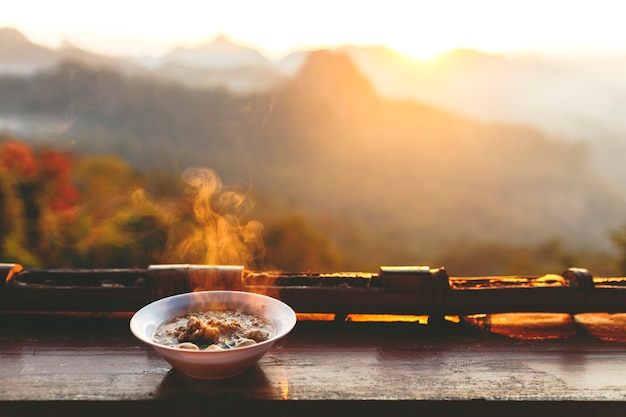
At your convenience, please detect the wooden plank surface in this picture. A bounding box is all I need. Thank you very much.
[3,314,626,416]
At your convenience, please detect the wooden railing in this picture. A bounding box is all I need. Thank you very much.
[2,263,626,316]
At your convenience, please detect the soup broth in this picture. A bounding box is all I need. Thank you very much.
[153,310,275,350]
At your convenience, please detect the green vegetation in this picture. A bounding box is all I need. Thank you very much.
[0,134,622,276]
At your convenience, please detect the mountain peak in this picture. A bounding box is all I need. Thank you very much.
[0,27,29,43]
[0,27,51,54]
[0,27,56,73]
[162,34,269,69]
[212,33,235,46]
[294,49,376,98]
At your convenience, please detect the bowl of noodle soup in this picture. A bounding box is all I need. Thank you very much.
[130,290,297,380]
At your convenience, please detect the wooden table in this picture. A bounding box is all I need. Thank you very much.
[3,313,626,416]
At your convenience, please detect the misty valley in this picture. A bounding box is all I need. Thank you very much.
[1,28,626,276]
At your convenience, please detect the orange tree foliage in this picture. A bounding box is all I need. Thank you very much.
[0,137,619,273]
[0,138,78,266]
[0,138,171,268]
[0,139,269,269]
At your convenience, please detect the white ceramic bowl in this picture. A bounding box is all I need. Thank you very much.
[130,290,297,380]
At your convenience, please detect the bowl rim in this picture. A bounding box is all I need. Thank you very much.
[130,290,297,354]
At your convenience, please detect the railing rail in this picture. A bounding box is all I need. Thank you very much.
[2,263,625,315]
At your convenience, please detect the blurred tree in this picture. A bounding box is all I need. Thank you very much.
[436,238,579,276]
[263,213,344,272]
[610,224,626,275]
[0,138,79,266]
[0,164,35,265]
[73,188,178,268]
[72,155,144,210]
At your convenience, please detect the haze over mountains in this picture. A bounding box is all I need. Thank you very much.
[3,27,626,191]
[1,27,626,268]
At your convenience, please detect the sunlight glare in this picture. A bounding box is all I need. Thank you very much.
[2,0,626,59]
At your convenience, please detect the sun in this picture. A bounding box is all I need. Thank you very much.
[383,39,458,61]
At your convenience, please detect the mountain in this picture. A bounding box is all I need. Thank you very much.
[162,35,269,69]
[0,27,57,73]
[0,27,135,75]
[0,27,295,91]
[262,51,626,257]
[1,49,626,269]
[152,35,286,92]
[342,45,626,141]
[5,27,626,161]
[341,46,626,191]
[2,29,626,263]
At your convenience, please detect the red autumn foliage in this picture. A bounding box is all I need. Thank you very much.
[0,140,38,178]
[0,139,78,212]
[39,148,74,181]
[51,181,79,212]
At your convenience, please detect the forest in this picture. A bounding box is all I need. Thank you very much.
[1,51,626,276]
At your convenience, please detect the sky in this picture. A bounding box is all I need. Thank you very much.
[2,0,626,59]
